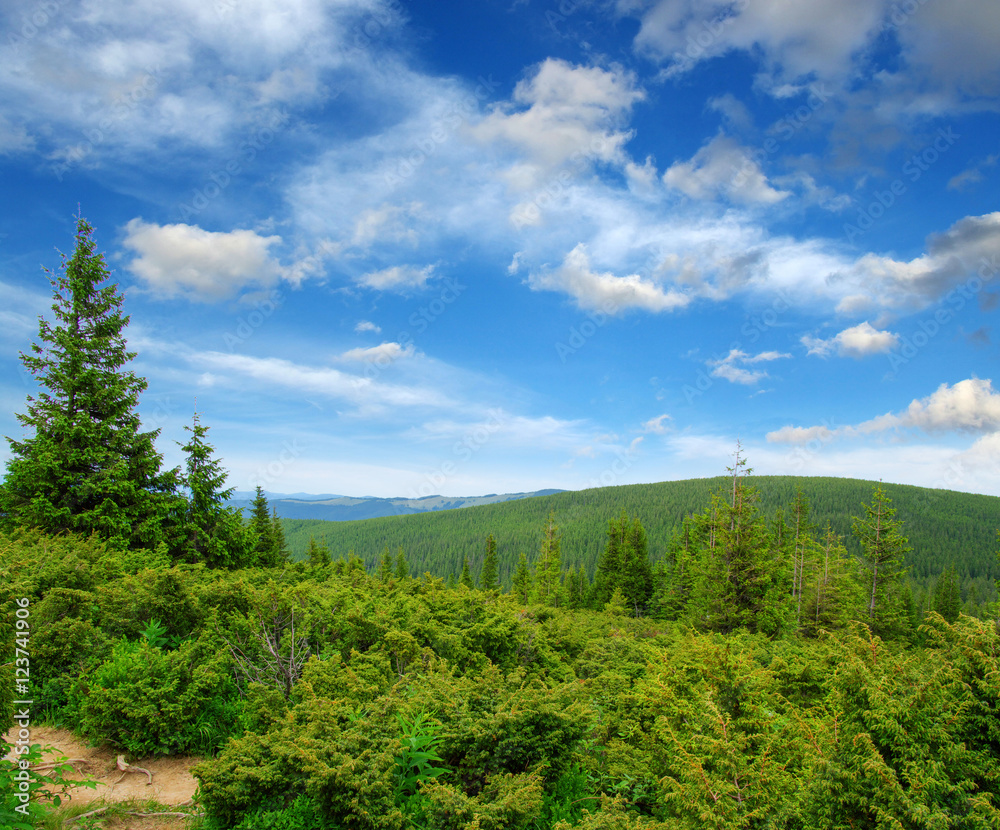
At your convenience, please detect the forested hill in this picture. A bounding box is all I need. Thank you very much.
[282,475,1000,598]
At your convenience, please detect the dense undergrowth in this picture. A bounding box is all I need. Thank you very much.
[2,526,999,829]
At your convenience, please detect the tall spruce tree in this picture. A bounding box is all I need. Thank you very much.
[594,511,653,614]
[0,217,178,547]
[688,446,787,635]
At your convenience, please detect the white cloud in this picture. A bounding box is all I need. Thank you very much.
[802,321,899,358]
[663,134,790,205]
[351,203,423,249]
[709,348,790,385]
[527,243,690,313]
[336,342,415,363]
[192,349,454,412]
[355,264,435,293]
[842,212,1000,309]
[630,0,886,86]
[469,59,644,186]
[707,93,753,131]
[861,378,1000,435]
[0,0,393,162]
[122,220,295,301]
[768,378,1000,445]
[641,413,673,434]
[355,320,382,334]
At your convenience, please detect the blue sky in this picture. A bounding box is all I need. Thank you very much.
[1,0,999,498]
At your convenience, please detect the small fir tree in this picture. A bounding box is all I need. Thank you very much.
[176,411,248,568]
[533,513,562,605]
[511,551,532,604]
[480,534,499,591]
[852,483,911,637]
[395,547,409,580]
[377,546,394,582]
[460,555,475,589]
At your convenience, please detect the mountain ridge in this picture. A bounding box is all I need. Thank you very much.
[229,488,566,522]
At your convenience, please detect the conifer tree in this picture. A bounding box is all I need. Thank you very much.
[688,446,787,635]
[460,555,475,589]
[248,486,284,567]
[932,566,962,622]
[480,533,499,591]
[655,517,695,619]
[270,507,288,564]
[533,512,561,605]
[801,525,858,635]
[176,411,249,568]
[620,515,652,616]
[788,490,815,630]
[377,546,394,582]
[0,217,178,547]
[395,547,409,580]
[852,484,911,637]
[511,551,531,604]
[248,486,272,546]
[307,536,331,567]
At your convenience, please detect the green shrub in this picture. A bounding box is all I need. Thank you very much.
[70,637,237,756]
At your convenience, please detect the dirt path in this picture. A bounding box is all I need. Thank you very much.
[4,726,201,828]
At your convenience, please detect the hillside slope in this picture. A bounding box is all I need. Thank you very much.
[281,476,1000,599]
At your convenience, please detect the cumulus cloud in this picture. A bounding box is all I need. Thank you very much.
[356,264,435,293]
[802,321,899,358]
[861,378,1000,435]
[630,0,885,85]
[470,59,644,184]
[767,378,1000,444]
[895,0,1000,98]
[354,320,382,334]
[663,134,790,205]
[843,212,1000,309]
[709,348,790,385]
[122,220,293,301]
[527,243,690,313]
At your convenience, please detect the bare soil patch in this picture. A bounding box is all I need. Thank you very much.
[4,725,201,828]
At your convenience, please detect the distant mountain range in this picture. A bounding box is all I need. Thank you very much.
[228,489,566,522]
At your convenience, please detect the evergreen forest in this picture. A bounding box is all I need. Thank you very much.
[2,220,1000,830]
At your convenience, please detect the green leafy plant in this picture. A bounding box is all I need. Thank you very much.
[394,712,448,827]
[141,617,169,649]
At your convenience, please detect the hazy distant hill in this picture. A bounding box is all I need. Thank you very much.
[229,489,565,522]
[278,476,1000,601]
